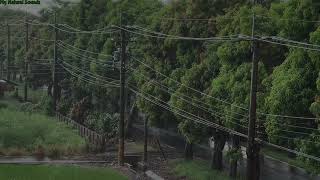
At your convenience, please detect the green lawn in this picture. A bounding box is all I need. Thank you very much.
[0,108,86,157]
[171,159,238,180]
[0,165,128,180]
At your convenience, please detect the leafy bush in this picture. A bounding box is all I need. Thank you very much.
[57,98,72,116]
[38,95,55,116]
[19,102,34,112]
[0,102,8,109]
[85,111,119,138]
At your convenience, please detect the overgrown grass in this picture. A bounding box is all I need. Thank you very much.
[0,108,86,157]
[171,159,237,180]
[0,165,128,180]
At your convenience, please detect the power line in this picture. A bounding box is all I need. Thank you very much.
[130,86,248,138]
[61,63,120,88]
[131,56,249,111]
[255,37,320,52]
[132,56,320,121]
[116,25,247,41]
[59,46,116,68]
[255,15,320,23]
[60,60,119,84]
[128,25,247,41]
[58,24,119,34]
[131,66,249,120]
[58,40,113,58]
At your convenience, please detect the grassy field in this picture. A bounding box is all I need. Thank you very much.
[171,159,239,180]
[0,165,128,180]
[0,108,86,157]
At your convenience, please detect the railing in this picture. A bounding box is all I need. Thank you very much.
[55,113,107,146]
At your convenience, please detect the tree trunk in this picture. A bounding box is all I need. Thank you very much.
[211,131,226,170]
[184,141,193,160]
[229,135,240,178]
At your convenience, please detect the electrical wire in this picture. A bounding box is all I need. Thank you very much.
[58,40,113,58]
[60,64,120,88]
[60,60,120,84]
[131,66,249,120]
[58,44,114,65]
[130,86,248,138]
[128,25,248,41]
[131,56,249,111]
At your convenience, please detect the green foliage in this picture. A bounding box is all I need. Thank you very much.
[3,0,320,174]
[226,149,243,162]
[0,102,8,109]
[172,159,236,180]
[296,132,320,174]
[264,50,316,144]
[44,96,55,116]
[85,111,119,138]
[57,98,73,116]
[19,102,34,113]
[0,108,86,156]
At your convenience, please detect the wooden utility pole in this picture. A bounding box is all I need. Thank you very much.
[0,60,3,79]
[143,117,149,165]
[246,1,259,179]
[24,18,29,101]
[6,21,10,80]
[118,13,126,166]
[53,13,58,111]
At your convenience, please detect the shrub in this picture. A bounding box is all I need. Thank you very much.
[19,102,34,112]
[0,102,8,109]
[33,145,46,160]
[43,95,55,116]
[85,111,119,138]
[47,145,63,159]
[0,109,86,157]
[6,148,26,157]
[57,98,72,116]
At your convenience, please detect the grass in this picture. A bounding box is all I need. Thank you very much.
[0,108,86,157]
[0,165,128,180]
[171,159,236,180]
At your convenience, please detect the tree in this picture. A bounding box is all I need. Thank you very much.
[170,54,220,160]
[264,50,316,149]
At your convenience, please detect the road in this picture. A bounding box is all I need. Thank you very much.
[133,124,320,180]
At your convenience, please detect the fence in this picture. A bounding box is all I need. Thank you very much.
[55,113,107,147]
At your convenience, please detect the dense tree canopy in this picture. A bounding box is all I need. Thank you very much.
[2,0,320,174]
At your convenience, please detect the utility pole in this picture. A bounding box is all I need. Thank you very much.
[24,18,29,101]
[53,13,58,112]
[0,49,3,79]
[246,0,259,179]
[0,60,3,79]
[118,13,126,166]
[6,21,10,81]
[143,117,149,170]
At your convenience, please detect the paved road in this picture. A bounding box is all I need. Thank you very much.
[132,124,320,180]
[236,155,320,180]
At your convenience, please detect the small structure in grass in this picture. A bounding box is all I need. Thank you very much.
[0,79,17,97]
